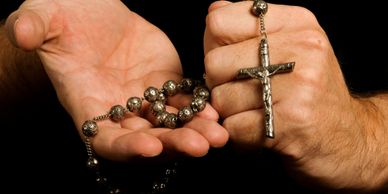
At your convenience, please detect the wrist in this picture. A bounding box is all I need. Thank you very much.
[352,95,388,191]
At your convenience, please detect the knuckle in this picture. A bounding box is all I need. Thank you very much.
[294,68,324,102]
[293,31,331,90]
[299,29,330,53]
[282,78,323,126]
[293,6,319,26]
[205,10,227,43]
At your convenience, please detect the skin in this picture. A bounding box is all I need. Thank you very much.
[204,1,388,193]
[3,0,229,161]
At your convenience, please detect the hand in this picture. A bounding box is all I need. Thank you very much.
[5,0,228,161]
[204,1,386,191]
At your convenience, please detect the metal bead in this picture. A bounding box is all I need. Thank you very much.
[165,169,172,176]
[178,78,195,92]
[171,168,177,176]
[127,97,142,112]
[159,183,167,191]
[86,157,99,170]
[109,188,122,194]
[82,120,98,137]
[152,182,161,192]
[191,97,206,113]
[144,87,160,102]
[163,80,178,96]
[155,111,169,127]
[96,175,108,185]
[252,0,268,16]
[193,86,210,100]
[109,105,126,122]
[157,92,167,103]
[178,106,194,123]
[152,182,167,193]
[164,113,179,129]
[151,101,166,115]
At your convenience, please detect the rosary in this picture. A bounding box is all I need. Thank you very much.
[80,0,295,193]
[81,78,209,194]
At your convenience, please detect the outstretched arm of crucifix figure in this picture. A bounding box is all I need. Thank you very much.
[236,62,295,80]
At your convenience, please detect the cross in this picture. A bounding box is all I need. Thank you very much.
[236,38,295,138]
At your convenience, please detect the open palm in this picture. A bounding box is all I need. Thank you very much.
[7,0,228,161]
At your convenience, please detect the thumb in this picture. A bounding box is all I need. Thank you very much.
[5,4,55,51]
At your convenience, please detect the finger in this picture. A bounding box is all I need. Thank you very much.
[5,10,46,50]
[195,102,219,121]
[205,33,296,89]
[140,100,226,148]
[211,68,301,119]
[211,79,263,118]
[223,109,264,147]
[91,126,164,161]
[5,2,59,50]
[158,128,210,157]
[222,109,278,148]
[205,1,318,52]
[121,114,154,131]
[184,117,229,148]
[222,105,295,150]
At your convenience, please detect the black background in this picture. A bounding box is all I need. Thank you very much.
[1,0,387,193]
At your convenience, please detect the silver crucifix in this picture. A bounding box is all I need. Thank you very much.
[235,0,295,138]
[236,38,295,138]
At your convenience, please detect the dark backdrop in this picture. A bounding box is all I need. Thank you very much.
[1,0,387,193]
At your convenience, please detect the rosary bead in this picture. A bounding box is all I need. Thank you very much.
[82,120,98,137]
[109,105,126,122]
[163,80,178,96]
[144,87,160,102]
[151,101,166,115]
[164,113,179,129]
[86,157,99,170]
[152,182,167,193]
[178,106,194,123]
[178,78,195,92]
[155,111,169,127]
[193,86,210,100]
[157,92,167,102]
[165,169,172,176]
[152,182,161,193]
[252,0,268,16]
[109,188,122,194]
[96,175,108,185]
[127,97,142,112]
[191,97,206,113]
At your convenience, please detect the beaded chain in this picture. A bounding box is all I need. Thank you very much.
[81,78,210,194]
